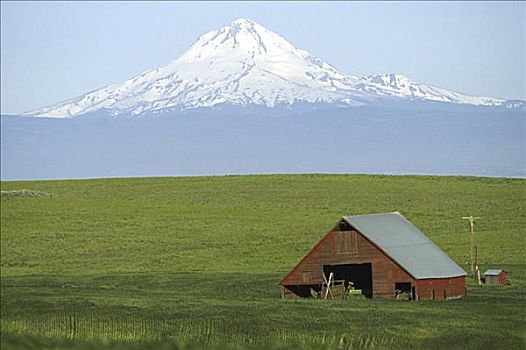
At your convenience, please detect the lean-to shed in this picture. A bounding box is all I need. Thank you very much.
[279,212,467,300]
[484,269,508,285]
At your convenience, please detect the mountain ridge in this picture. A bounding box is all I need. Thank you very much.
[26,18,520,118]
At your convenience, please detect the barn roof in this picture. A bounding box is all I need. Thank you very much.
[484,269,503,276]
[343,212,467,279]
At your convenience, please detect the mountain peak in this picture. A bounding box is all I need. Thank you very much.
[231,17,257,27]
[225,17,261,37]
[26,19,514,117]
[176,18,292,63]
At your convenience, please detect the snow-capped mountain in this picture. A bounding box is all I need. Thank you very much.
[27,18,513,118]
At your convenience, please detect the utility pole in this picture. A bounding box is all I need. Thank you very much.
[462,216,481,278]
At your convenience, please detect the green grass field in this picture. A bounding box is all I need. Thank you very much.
[1,175,525,349]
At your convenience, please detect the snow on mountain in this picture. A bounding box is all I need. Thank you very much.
[358,73,505,106]
[26,18,513,118]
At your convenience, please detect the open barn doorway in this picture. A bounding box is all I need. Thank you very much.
[323,263,373,298]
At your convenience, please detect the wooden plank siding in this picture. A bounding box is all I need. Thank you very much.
[279,219,467,300]
[415,276,466,300]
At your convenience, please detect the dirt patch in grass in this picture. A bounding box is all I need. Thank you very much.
[1,190,51,198]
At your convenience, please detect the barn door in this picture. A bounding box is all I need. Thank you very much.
[323,263,373,298]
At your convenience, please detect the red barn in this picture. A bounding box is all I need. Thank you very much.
[279,212,467,300]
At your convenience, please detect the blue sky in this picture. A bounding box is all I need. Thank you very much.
[1,1,524,114]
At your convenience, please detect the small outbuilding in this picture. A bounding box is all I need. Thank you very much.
[279,212,467,301]
[483,269,508,285]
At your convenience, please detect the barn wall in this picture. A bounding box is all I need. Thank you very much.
[415,276,466,300]
[280,225,417,299]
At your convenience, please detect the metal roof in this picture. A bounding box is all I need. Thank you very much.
[484,269,503,276]
[343,212,467,279]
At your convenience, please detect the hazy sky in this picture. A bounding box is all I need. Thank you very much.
[1,1,524,114]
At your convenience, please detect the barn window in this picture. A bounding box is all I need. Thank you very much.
[335,231,358,254]
[338,231,358,255]
[395,282,411,292]
[338,231,351,254]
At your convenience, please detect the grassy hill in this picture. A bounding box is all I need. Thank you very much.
[1,174,525,349]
